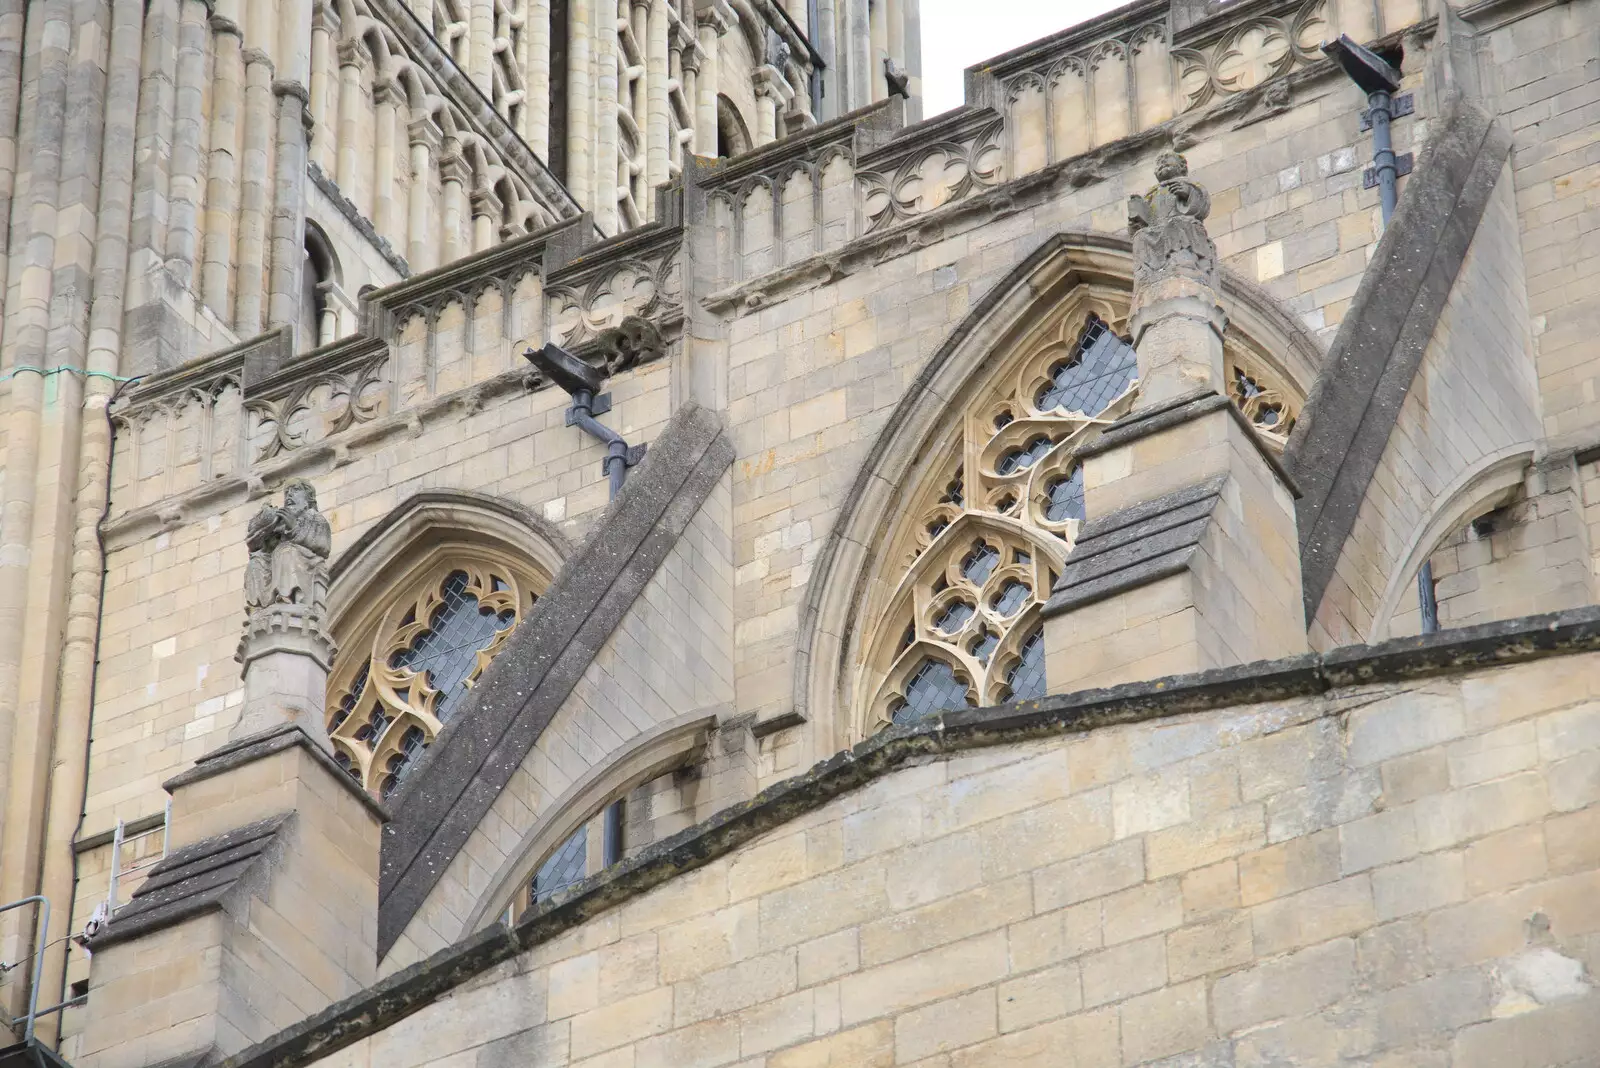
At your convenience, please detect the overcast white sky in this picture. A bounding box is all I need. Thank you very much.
[918,0,1127,116]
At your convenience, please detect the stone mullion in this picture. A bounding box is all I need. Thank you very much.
[0,0,71,1018]
[233,48,273,337]
[372,78,400,240]
[266,77,311,335]
[0,0,25,327]
[201,14,242,319]
[308,1,339,172]
[407,114,441,272]
[693,12,719,155]
[440,143,468,264]
[644,0,667,217]
[126,0,179,311]
[526,0,549,157]
[566,0,592,206]
[594,0,619,233]
[470,0,495,95]
[335,37,370,195]
[35,0,142,1032]
[166,0,211,290]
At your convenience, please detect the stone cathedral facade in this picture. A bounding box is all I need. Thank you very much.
[3,0,1600,1063]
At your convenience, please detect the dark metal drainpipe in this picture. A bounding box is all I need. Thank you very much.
[523,342,646,501]
[1323,35,1436,632]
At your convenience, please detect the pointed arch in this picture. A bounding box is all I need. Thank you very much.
[324,492,572,797]
[793,231,1325,751]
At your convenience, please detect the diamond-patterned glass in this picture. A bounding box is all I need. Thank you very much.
[532,825,589,904]
[935,600,975,634]
[379,726,428,800]
[961,541,1001,585]
[1046,467,1086,522]
[1005,627,1047,701]
[969,630,999,665]
[997,436,1053,476]
[390,571,516,723]
[992,580,1030,616]
[893,658,972,724]
[1035,315,1136,417]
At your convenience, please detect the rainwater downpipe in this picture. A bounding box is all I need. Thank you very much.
[1323,36,1437,632]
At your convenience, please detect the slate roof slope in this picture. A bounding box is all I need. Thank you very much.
[92,814,289,949]
[1046,475,1227,614]
[377,401,735,955]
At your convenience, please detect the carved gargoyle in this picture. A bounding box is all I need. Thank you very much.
[592,315,665,375]
[1127,151,1219,293]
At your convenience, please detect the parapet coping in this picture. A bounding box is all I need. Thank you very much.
[219,603,1600,1068]
[1075,388,1301,498]
[165,723,392,824]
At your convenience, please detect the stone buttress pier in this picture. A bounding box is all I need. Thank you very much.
[74,483,386,1068]
[1040,153,1308,690]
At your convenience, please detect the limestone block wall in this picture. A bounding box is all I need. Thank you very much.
[76,329,671,884]
[1491,0,1600,451]
[293,650,1600,1068]
[720,17,1434,761]
[386,471,736,969]
[1311,161,1543,646]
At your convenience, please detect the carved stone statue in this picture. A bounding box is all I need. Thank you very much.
[1125,151,1228,408]
[1128,151,1218,293]
[244,478,332,615]
[234,479,337,746]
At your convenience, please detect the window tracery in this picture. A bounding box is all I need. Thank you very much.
[327,556,541,798]
[856,289,1304,736]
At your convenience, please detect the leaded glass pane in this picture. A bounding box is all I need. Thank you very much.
[1035,315,1136,417]
[1005,627,1047,701]
[893,658,972,724]
[961,541,1000,585]
[935,600,975,634]
[992,580,1030,616]
[532,825,589,904]
[390,571,517,723]
[1046,467,1086,522]
[969,630,999,665]
[997,436,1053,475]
[379,726,428,800]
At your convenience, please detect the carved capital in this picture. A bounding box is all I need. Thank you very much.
[408,114,444,151]
[695,0,736,36]
[312,0,341,34]
[209,13,242,36]
[336,36,372,72]
[241,47,276,72]
[273,78,312,106]
[470,185,503,219]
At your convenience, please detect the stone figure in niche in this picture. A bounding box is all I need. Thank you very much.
[1127,150,1218,293]
[245,478,332,617]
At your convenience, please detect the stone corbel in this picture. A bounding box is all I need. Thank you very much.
[753,64,794,103]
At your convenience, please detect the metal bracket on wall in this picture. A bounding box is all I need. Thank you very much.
[1364,153,1414,189]
[1360,92,1414,129]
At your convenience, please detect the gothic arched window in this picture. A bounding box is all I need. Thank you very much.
[855,287,1303,735]
[327,554,543,798]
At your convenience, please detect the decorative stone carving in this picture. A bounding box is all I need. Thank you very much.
[244,479,333,615]
[1126,151,1228,408]
[1128,151,1218,293]
[235,479,338,745]
[592,315,665,374]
